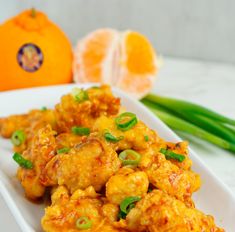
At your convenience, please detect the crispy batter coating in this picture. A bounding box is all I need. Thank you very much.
[42,186,127,232]
[0,109,56,153]
[41,138,121,193]
[55,132,84,149]
[125,190,224,232]
[55,85,120,132]
[106,168,149,205]
[17,125,57,200]
[139,145,200,207]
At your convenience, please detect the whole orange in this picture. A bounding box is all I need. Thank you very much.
[0,9,73,91]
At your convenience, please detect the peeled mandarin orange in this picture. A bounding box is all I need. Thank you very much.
[73,28,158,99]
[73,28,119,83]
[0,9,73,91]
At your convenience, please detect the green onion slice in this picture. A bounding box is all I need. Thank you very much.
[57,147,70,154]
[120,196,141,214]
[144,135,149,141]
[13,152,33,169]
[160,148,185,162]
[72,88,89,103]
[117,210,127,220]
[41,106,47,111]
[76,216,92,230]
[11,130,26,146]
[119,149,141,166]
[104,131,124,143]
[115,112,138,131]
[71,126,90,136]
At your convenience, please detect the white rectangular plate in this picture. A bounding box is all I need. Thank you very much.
[0,84,234,232]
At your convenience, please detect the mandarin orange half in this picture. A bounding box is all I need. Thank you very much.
[73,29,158,99]
[0,9,73,91]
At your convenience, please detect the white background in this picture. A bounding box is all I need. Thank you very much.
[0,0,235,64]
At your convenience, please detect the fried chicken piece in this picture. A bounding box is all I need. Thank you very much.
[106,167,149,205]
[139,145,201,207]
[55,132,84,150]
[0,109,56,153]
[41,138,121,193]
[93,115,193,171]
[125,190,224,232]
[93,115,158,151]
[0,114,28,138]
[17,125,57,200]
[160,141,192,170]
[55,85,120,132]
[42,186,127,232]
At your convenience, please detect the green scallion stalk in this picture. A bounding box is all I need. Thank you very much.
[119,196,141,217]
[13,153,33,169]
[71,126,90,136]
[115,112,138,131]
[178,112,235,144]
[76,216,92,230]
[141,99,235,153]
[57,147,70,154]
[144,94,235,126]
[144,135,149,141]
[160,148,185,162]
[104,131,124,143]
[119,149,141,166]
[41,106,47,111]
[11,130,26,146]
[71,88,89,103]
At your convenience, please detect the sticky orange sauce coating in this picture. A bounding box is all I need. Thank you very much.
[0,85,224,232]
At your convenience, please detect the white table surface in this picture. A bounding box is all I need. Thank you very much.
[1,56,235,231]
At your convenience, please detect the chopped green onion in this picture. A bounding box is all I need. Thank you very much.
[71,126,90,136]
[120,196,141,214]
[160,148,185,162]
[144,135,149,141]
[104,131,124,143]
[91,86,100,89]
[76,216,92,230]
[11,130,26,146]
[119,149,141,166]
[117,210,127,220]
[115,112,138,131]
[141,100,235,153]
[57,147,70,154]
[41,106,47,111]
[13,152,33,169]
[72,88,89,103]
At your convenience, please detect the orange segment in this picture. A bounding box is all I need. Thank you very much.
[73,29,118,83]
[123,31,157,75]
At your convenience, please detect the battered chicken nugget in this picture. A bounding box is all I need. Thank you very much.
[41,138,121,193]
[55,85,120,132]
[93,115,158,151]
[125,190,224,232]
[42,186,127,232]
[139,145,200,206]
[17,125,57,200]
[106,167,149,205]
[0,109,56,153]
